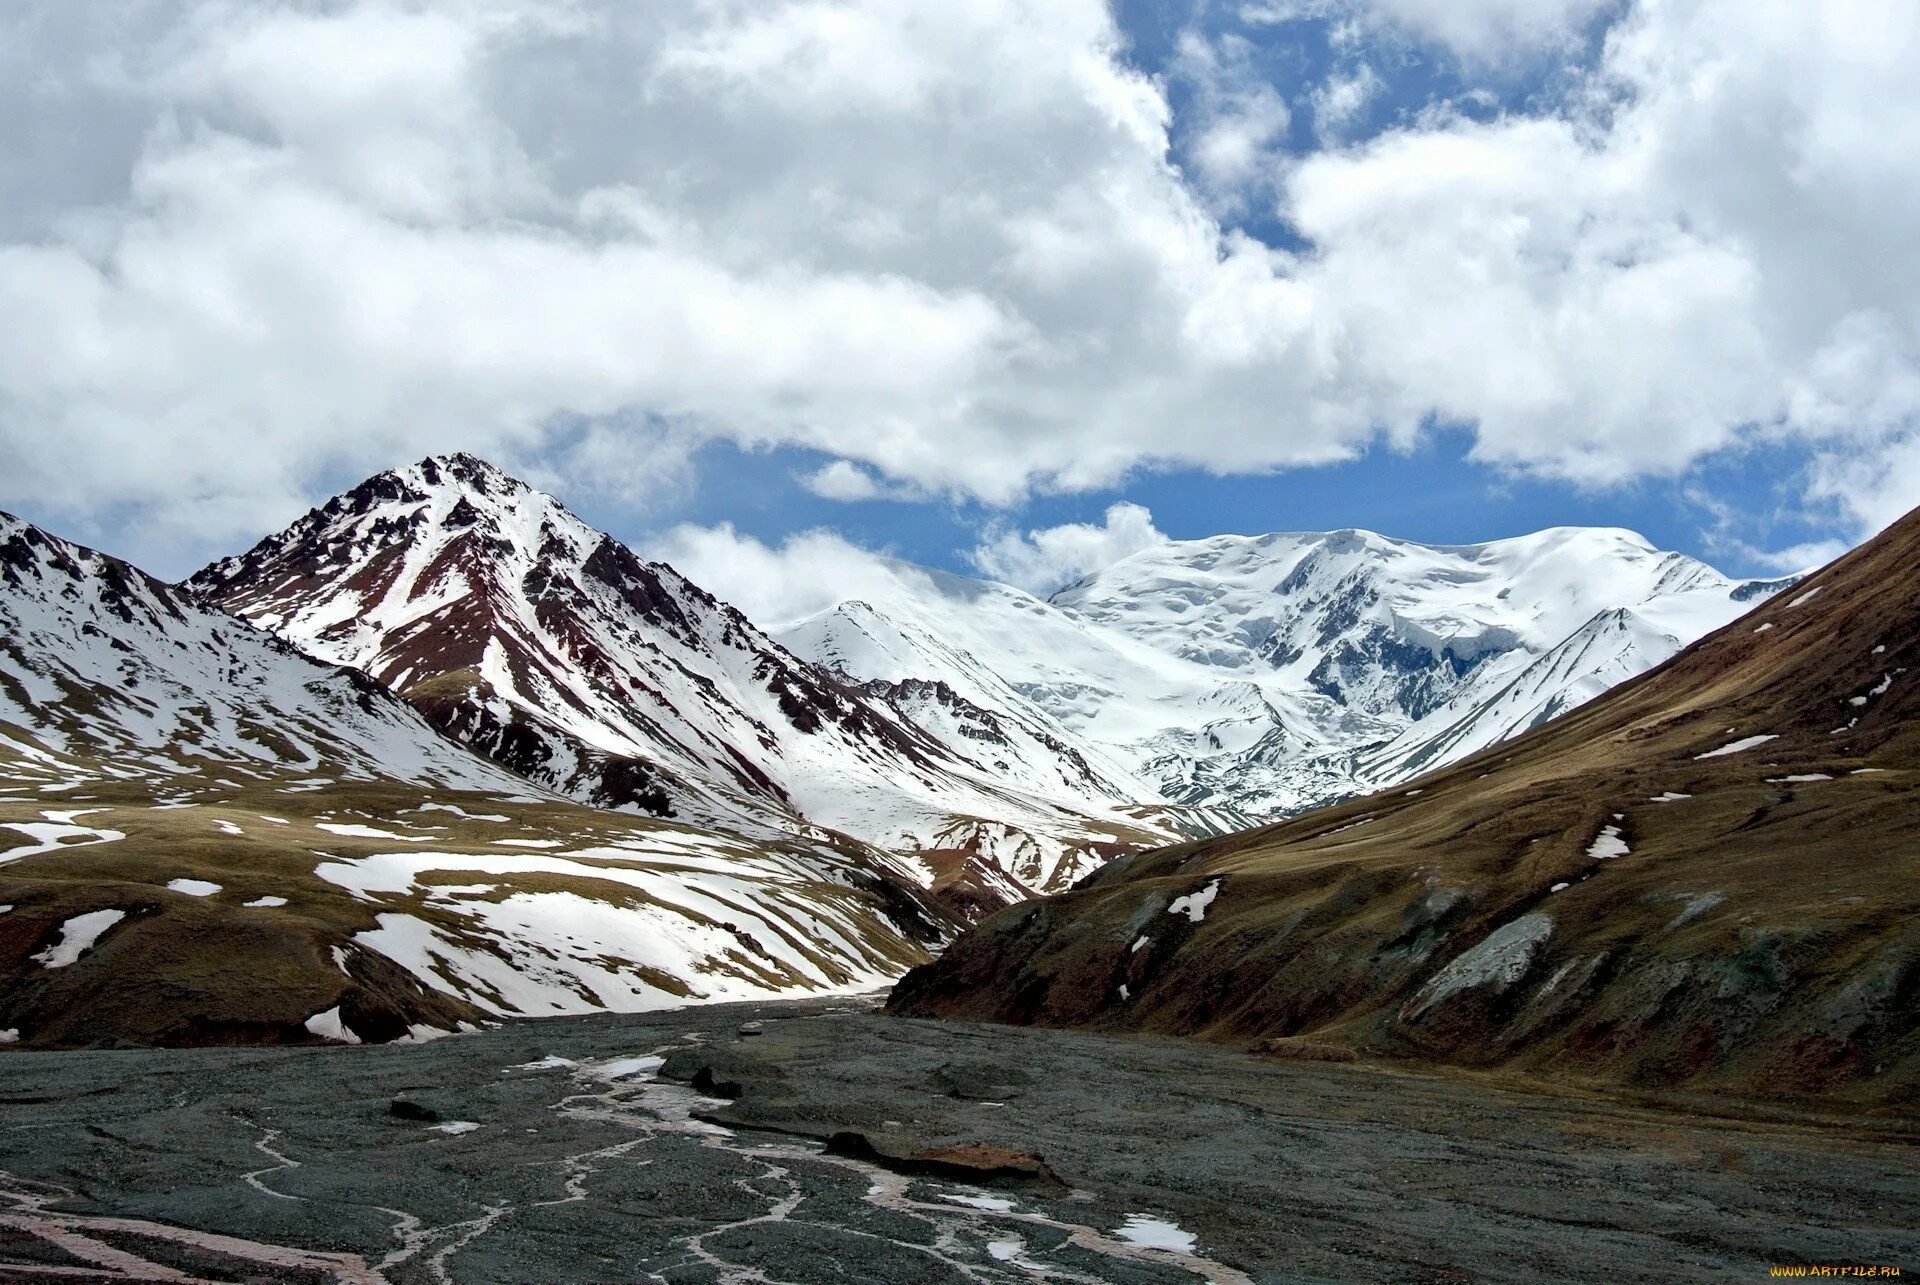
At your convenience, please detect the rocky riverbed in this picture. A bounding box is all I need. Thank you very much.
[1,994,1915,1282]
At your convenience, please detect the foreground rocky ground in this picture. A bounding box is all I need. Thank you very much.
[0,995,1915,1283]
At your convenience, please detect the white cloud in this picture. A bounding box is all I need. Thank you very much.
[968,502,1167,594]
[1171,31,1291,198]
[798,458,924,502]
[801,460,882,501]
[1309,63,1382,142]
[646,522,925,629]
[1,0,1919,569]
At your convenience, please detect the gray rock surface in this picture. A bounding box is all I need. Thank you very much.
[0,993,1915,1282]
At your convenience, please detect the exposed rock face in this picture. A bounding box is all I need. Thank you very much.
[892,505,1920,1107]
[189,455,1182,911]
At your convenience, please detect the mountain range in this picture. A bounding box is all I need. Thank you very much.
[0,452,1809,1050]
[894,501,1920,1108]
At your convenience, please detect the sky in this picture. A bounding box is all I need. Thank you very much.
[3,0,1918,611]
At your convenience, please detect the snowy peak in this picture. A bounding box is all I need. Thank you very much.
[0,509,518,792]
[192,458,1183,909]
[783,521,1794,822]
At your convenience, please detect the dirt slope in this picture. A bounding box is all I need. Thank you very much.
[891,505,1920,1110]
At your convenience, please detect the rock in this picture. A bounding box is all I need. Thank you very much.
[823,1132,1066,1190]
[1252,1037,1358,1063]
[738,1021,765,1036]
[389,1094,442,1123]
[691,1066,743,1099]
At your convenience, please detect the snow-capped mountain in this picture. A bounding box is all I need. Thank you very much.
[0,510,521,793]
[781,527,1794,819]
[189,455,1179,905]
[0,508,954,1046]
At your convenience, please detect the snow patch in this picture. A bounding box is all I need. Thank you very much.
[1115,1215,1197,1254]
[303,1006,362,1044]
[32,909,128,968]
[1786,586,1822,608]
[166,879,221,897]
[1586,826,1630,859]
[1166,879,1221,924]
[245,895,288,907]
[1696,734,1779,759]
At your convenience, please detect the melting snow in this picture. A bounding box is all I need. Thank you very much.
[303,1006,362,1044]
[166,879,221,897]
[1696,734,1779,759]
[1115,1215,1198,1254]
[1166,879,1221,924]
[315,823,431,843]
[1586,826,1630,859]
[32,909,127,968]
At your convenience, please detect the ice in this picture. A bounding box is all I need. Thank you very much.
[32,909,127,968]
[166,879,221,896]
[1695,734,1779,759]
[1115,1214,1197,1254]
[584,1055,665,1081]
[302,1006,362,1045]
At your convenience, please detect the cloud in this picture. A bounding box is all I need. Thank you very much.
[1,0,1919,569]
[1171,30,1291,200]
[646,522,926,629]
[798,458,922,502]
[968,502,1167,594]
[1241,0,1614,61]
[1309,62,1382,142]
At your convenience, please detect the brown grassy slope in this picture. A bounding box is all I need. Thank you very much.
[0,772,949,1049]
[890,504,1920,1110]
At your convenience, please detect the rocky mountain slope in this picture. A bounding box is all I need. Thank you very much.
[189,455,1180,907]
[785,528,1791,820]
[891,506,1920,1109]
[0,511,950,1047]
